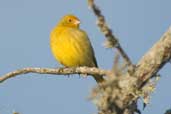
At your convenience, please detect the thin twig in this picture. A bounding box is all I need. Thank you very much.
[88,0,132,67]
[0,67,109,83]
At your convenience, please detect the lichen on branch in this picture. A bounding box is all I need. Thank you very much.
[0,67,109,83]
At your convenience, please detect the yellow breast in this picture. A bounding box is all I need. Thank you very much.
[50,26,96,67]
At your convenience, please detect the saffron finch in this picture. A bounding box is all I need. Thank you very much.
[50,14,104,83]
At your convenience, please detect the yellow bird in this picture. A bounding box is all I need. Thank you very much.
[50,14,104,83]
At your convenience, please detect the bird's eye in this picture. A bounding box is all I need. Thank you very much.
[68,19,72,22]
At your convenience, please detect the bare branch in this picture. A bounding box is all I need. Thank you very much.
[135,27,171,88]
[0,67,109,83]
[88,0,133,67]
[121,27,171,111]
[91,27,171,114]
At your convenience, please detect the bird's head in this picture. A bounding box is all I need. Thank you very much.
[57,14,80,28]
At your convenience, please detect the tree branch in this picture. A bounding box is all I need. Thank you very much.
[0,67,109,83]
[135,27,171,88]
[121,26,171,109]
[88,0,133,67]
[91,27,171,114]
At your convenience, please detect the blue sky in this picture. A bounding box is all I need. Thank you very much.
[0,0,171,114]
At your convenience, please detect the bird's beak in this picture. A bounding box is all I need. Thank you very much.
[75,20,81,25]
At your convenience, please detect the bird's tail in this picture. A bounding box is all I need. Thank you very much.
[92,56,105,83]
[93,74,105,83]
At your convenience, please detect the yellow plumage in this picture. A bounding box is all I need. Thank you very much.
[50,14,104,83]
